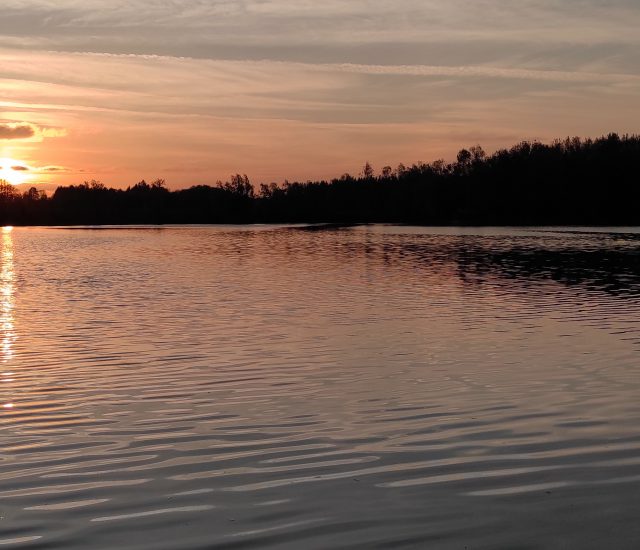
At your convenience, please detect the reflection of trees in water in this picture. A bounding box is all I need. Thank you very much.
[273,228,640,300]
[453,240,640,298]
[351,232,640,300]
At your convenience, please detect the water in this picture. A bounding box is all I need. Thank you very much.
[2,225,640,549]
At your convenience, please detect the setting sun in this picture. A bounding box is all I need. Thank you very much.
[0,158,31,186]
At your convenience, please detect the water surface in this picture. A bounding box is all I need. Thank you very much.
[2,225,640,549]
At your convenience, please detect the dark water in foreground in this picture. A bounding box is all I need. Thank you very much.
[2,225,640,549]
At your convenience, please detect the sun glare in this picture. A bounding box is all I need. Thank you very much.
[0,158,31,186]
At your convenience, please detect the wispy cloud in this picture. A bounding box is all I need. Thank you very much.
[325,63,640,84]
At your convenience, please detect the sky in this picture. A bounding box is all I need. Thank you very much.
[0,0,639,190]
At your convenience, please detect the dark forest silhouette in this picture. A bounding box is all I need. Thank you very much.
[2,133,639,226]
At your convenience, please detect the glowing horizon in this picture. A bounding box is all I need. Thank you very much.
[0,157,33,186]
[1,1,639,190]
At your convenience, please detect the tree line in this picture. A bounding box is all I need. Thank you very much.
[2,133,639,226]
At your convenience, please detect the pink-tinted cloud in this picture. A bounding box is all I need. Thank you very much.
[0,123,34,139]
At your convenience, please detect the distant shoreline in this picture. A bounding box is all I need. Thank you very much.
[7,224,640,231]
[2,133,639,227]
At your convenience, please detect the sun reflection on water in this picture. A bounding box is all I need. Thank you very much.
[1,226,15,410]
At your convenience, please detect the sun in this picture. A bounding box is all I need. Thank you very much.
[0,158,32,186]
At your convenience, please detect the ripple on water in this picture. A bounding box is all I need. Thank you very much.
[1,226,640,548]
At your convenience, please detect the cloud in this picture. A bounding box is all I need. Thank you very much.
[11,165,29,171]
[39,127,67,138]
[2,51,637,124]
[2,1,640,62]
[0,121,66,141]
[324,63,640,84]
[0,123,35,139]
[41,165,69,172]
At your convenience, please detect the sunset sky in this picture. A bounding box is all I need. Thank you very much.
[1,0,639,189]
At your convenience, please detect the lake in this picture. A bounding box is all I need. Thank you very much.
[2,225,640,549]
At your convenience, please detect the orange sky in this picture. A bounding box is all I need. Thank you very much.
[1,1,639,190]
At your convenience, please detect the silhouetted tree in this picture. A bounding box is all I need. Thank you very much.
[360,162,374,179]
[2,133,640,226]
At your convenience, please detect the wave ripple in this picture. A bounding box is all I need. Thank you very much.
[1,226,640,549]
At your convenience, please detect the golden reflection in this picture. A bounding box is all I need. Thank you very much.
[1,227,15,410]
[1,226,15,364]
